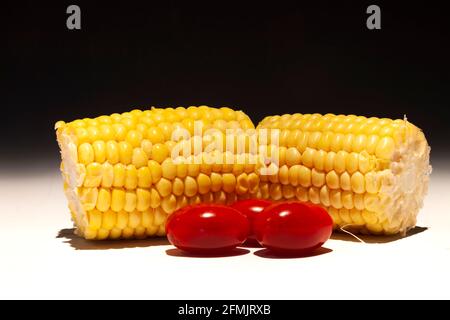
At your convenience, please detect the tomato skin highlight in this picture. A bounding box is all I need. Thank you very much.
[231,199,272,241]
[166,204,249,254]
[254,202,333,255]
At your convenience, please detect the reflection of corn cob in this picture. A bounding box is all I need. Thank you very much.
[257,113,431,235]
[56,106,256,240]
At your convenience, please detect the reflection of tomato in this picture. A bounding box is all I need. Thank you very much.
[254,202,333,255]
[166,204,249,254]
[231,199,273,241]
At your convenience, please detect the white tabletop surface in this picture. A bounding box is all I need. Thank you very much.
[1,161,449,300]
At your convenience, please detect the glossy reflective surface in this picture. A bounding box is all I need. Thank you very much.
[231,199,273,241]
[166,204,249,254]
[255,202,333,255]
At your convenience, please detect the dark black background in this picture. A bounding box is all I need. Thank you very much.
[3,1,449,165]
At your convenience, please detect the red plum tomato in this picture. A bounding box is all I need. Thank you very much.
[231,199,272,241]
[166,204,249,254]
[254,202,333,255]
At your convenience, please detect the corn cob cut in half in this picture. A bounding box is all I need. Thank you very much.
[55,106,256,240]
[256,113,431,235]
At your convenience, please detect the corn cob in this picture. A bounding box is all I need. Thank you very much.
[56,107,430,239]
[55,106,256,240]
[256,113,431,235]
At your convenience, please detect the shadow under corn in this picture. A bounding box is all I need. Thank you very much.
[57,228,170,250]
[331,226,428,244]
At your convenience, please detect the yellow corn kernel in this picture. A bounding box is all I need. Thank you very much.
[236,173,249,195]
[116,210,129,229]
[324,152,335,172]
[339,208,352,224]
[137,167,152,188]
[210,173,223,192]
[161,158,177,180]
[285,147,301,166]
[101,163,114,187]
[148,160,162,183]
[184,176,198,197]
[222,173,237,193]
[311,168,325,188]
[282,184,295,199]
[78,143,94,164]
[352,134,367,153]
[350,209,365,225]
[141,139,153,158]
[121,227,134,239]
[161,194,177,213]
[329,189,343,209]
[132,148,148,169]
[298,166,311,187]
[172,177,184,196]
[92,141,106,163]
[376,136,395,160]
[141,209,154,228]
[358,153,371,173]
[341,191,353,209]
[278,165,289,185]
[366,135,380,154]
[106,140,119,164]
[128,211,141,228]
[112,123,127,141]
[154,208,167,226]
[340,172,351,191]
[313,150,326,171]
[113,163,126,187]
[150,188,161,208]
[84,228,97,240]
[79,187,98,211]
[96,188,111,212]
[351,172,365,194]
[126,130,143,148]
[88,209,102,229]
[325,170,339,189]
[353,193,365,210]
[318,185,330,206]
[346,152,359,174]
[266,183,280,200]
[118,141,133,164]
[330,133,344,152]
[87,126,101,143]
[328,207,342,226]
[109,228,122,239]
[187,161,200,177]
[301,148,314,168]
[334,151,347,173]
[102,210,117,230]
[288,165,300,186]
[84,163,102,187]
[136,188,151,211]
[365,171,380,194]
[111,188,125,212]
[197,173,211,194]
[124,191,137,212]
[147,127,165,144]
[151,143,169,163]
[308,187,320,204]
[125,165,138,190]
[155,178,172,197]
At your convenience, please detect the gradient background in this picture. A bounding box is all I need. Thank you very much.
[3,1,449,169]
[2,1,450,300]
